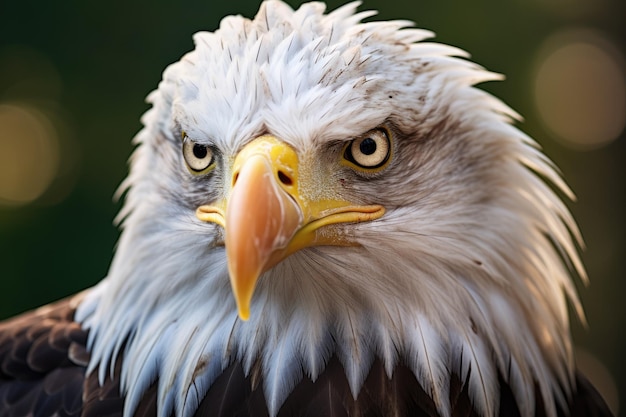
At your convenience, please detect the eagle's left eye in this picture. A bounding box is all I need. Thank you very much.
[182,134,215,174]
[343,128,392,170]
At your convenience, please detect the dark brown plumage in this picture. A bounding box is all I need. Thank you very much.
[0,298,87,417]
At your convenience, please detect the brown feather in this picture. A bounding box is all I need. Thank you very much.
[0,298,87,417]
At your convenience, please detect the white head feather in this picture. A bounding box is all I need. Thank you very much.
[76,2,585,417]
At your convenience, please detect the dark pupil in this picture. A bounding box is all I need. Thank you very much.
[193,144,208,159]
[359,138,377,155]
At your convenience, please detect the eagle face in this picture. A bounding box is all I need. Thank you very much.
[69,2,595,417]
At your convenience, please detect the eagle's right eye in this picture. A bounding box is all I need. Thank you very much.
[182,134,215,174]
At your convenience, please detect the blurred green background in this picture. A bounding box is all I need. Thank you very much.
[0,0,624,413]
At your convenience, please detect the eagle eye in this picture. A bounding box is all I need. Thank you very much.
[182,134,215,174]
[343,128,392,171]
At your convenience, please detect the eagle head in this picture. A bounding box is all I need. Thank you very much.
[76,2,587,416]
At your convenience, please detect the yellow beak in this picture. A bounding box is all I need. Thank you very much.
[196,136,385,320]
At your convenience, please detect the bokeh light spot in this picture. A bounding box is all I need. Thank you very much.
[0,104,60,206]
[533,29,626,150]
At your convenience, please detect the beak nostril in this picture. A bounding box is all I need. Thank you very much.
[277,170,293,186]
[233,172,240,186]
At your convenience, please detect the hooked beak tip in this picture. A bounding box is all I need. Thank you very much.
[238,307,250,321]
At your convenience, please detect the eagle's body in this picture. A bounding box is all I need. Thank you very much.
[0,2,613,417]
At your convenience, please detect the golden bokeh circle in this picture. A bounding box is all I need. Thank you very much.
[534,29,626,150]
[0,103,60,205]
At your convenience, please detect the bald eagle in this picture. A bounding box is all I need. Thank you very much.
[0,2,613,416]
